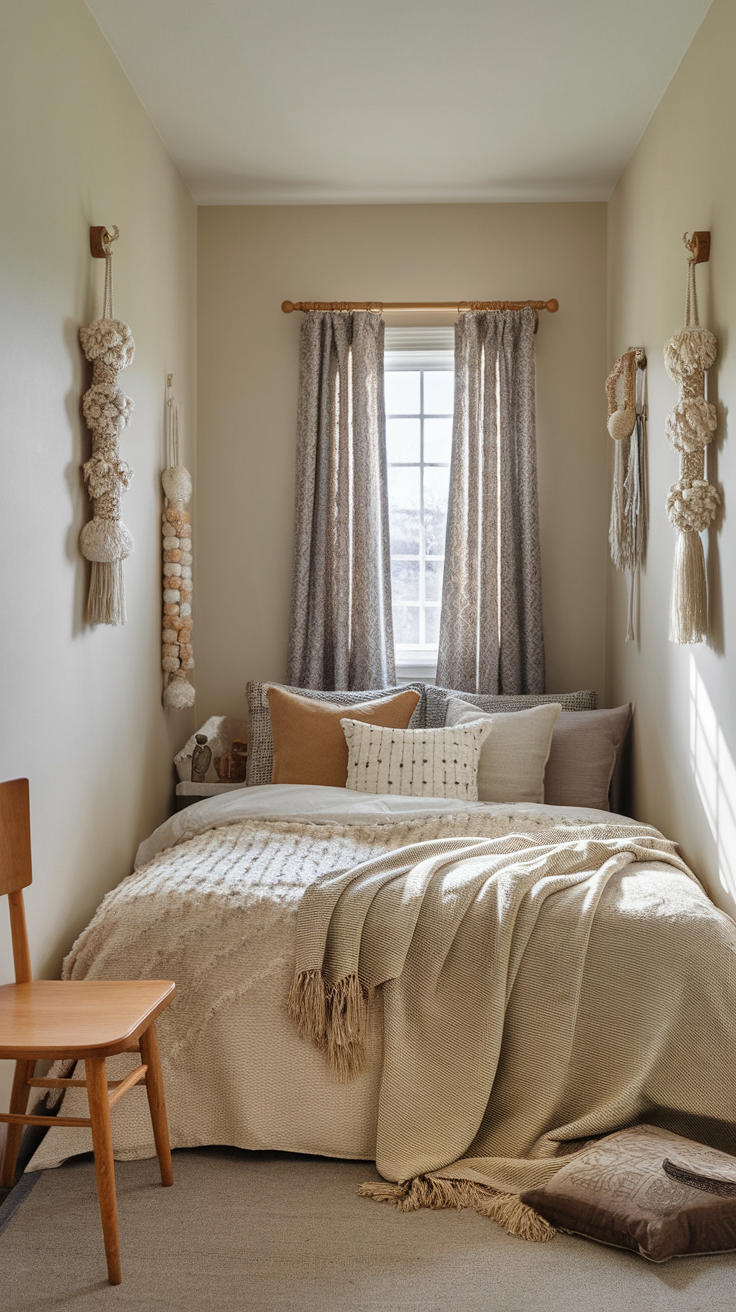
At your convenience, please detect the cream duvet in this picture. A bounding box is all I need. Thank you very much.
[27,786,736,1184]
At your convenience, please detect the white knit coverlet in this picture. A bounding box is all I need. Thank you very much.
[27,802,736,1175]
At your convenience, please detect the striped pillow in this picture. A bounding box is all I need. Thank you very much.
[341,719,491,800]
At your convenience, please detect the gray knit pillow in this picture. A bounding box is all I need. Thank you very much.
[245,681,426,786]
[423,686,597,729]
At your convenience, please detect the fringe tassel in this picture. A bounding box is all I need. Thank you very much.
[670,529,707,645]
[87,559,126,626]
[625,570,635,642]
[288,969,327,1047]
[288,970,368,1080]
[357,1175,555,1243]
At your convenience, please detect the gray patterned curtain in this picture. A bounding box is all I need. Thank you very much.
[286,312,395,690]
[436,307,545,694]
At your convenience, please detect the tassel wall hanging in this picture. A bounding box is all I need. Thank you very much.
[607,347,648,640]
[664,233,719,645]
[161,375,196,709]
[79,226,134,624]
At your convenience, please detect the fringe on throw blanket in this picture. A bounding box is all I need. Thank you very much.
[357,1177,555,1243]
[288,969,368,1081]
[290,969,555,1241]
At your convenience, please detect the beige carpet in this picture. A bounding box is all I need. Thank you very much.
[2,1149,736,1311]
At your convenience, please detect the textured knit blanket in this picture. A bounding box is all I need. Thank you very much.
[287,819,736,1235]
[26,793,736,1243]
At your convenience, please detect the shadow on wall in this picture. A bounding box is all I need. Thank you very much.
[689,655,736,906]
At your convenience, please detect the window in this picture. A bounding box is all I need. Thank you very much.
[384,328,454,682]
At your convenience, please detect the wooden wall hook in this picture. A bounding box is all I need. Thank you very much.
[686,231,711,264]
[90,225,119,259]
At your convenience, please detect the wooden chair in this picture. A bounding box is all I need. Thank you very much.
[0,778,176,1285]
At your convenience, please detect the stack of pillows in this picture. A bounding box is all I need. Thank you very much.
[245,681,633,812]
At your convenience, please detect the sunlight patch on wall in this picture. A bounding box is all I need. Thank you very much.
[689,655,736,902]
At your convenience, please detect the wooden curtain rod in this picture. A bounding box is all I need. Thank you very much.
[282,299,559,315]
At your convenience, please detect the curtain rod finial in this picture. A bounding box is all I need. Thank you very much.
[282,300,295,314]
[546,299,559,313]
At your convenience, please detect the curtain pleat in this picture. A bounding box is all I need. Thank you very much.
[436,307,545,694]
[287,312,395,690]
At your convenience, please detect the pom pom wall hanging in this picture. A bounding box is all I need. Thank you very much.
[79,226,134,624]
[607,347,648,640]
[664,232,719,645]
[161,375,196,709]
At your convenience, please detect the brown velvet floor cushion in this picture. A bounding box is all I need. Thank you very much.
[543,704,633,811]
[267,686,420,787]
[522,1124,736,1262]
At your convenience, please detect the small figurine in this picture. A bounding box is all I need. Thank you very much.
[214,739,247,783]
[191,734,212,782]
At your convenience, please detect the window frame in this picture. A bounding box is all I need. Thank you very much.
[384,331,454,683]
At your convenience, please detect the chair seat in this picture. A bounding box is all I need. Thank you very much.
[0,980,175,1059]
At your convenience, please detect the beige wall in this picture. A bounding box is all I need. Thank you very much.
[0,1,196,1119]
[196,202,608,719]
[607,0,736,915]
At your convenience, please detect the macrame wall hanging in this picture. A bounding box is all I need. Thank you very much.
[606,347,648,639]
[79,225,134,625]
[161,375,196,709]
[664,232,718,645]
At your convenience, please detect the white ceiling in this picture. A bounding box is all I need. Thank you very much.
[86,0,712,206]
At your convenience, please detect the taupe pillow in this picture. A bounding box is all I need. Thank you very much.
[522,1124,736,1263]
[544,705,633,811]
[446,698,560,803]
[245,680,425,786]
[267,686,420,787]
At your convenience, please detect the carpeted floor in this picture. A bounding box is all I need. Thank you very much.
[2,1149,736,1311]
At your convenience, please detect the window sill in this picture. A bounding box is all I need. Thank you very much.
[395,649,438,685]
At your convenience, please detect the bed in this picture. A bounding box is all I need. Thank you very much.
[26,782,736,1189]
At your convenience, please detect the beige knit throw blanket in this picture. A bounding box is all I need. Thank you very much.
[288,821,734,1241]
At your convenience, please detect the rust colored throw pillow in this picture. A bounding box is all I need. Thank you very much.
[521,1124,736,1262]
[267,686,420,787]
[543,704,633,811]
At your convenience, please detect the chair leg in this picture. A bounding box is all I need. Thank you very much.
[0,1058,34,1188]
[140,1023,173,1187]
[85,1056,122,1285]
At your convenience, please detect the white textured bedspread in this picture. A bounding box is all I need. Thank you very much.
[26,787,736,1173]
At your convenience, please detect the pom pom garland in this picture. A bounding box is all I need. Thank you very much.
[665,477,719,533]
[161,374,196,709]
[663,326,717,381]
[665,396,717,453]
[79,317,135,371]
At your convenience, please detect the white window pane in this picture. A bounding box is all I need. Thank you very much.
[424,417,452,465]
[391,559,419,603]
[425,606,440,645]
[393,605,420,645]
[423,465,450,555]
[388,466,420,554]
[386,417,420,464]
[423,370,454,414]
[425,559,444,604]
[385,371,420,415]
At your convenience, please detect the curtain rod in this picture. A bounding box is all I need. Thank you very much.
[281,299,559,315]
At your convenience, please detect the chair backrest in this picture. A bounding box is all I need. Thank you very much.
[0,779,32,896]
[0,778,33,983]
